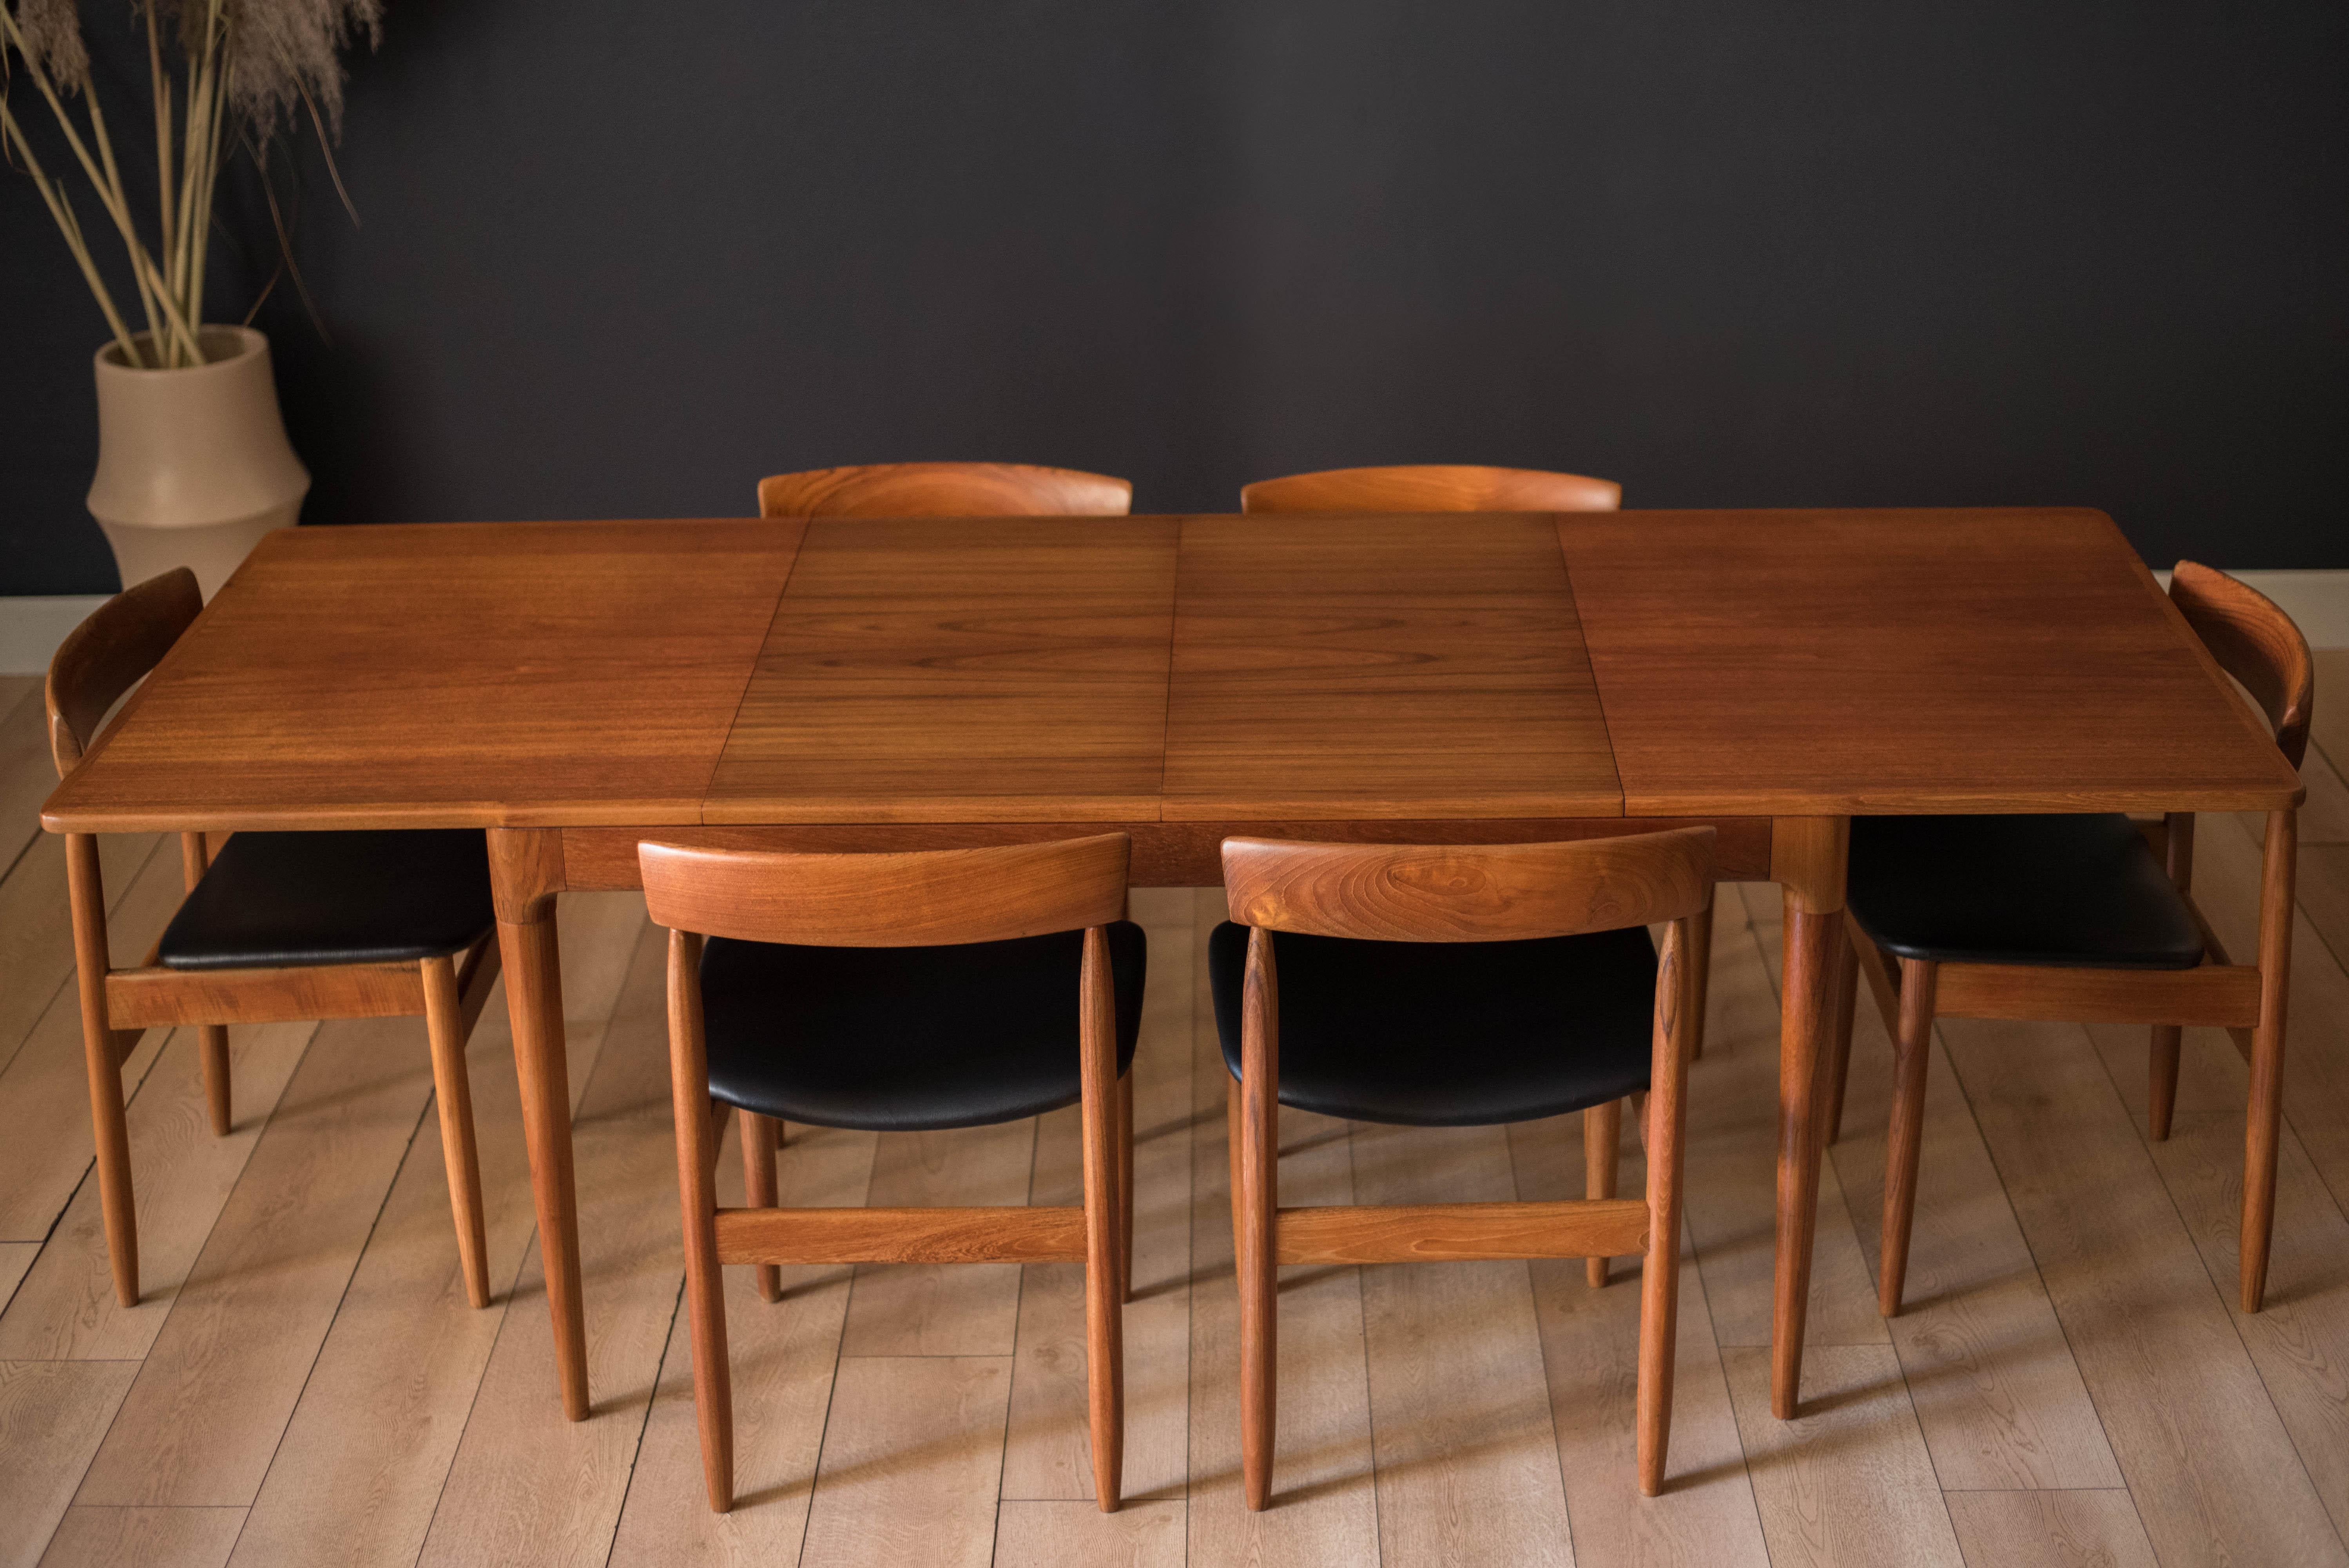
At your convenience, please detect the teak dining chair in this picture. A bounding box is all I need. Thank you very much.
[1213,828,1714,1503]
[49,568,504,1311]
[1238,462,1621,515]
[756,461,1133,518]
[1838,561,2311,1317]
[641,834,1146,1513]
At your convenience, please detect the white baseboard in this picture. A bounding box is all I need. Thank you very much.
[0,595,107,676]
[7,569,2349,675]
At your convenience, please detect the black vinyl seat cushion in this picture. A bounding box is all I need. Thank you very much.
[157,830,495,971]
[699,922,1146,1132]
[1207,923,1657,1128]
[1847,814,2203,970]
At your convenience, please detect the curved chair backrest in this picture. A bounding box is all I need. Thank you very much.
[1221,828,1714,942]
[1240,464,1621,515]
[46,567,203,778]
[757,463,1133,519]
[641,834,1131,947]
[2171,561,2314,770]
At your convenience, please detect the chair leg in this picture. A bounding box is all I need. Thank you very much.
[422,956,492,1311]
[1235,1080,1277,1512]
[83,1015,138,1309]
[67,834,138,1308]
[1079,926,1125,1512]
[1584,1098,1622,1287]
[1821,929,1858,1147]
[668,930,734,1512]
[684,1189,734,1512]
[742,1113,781,1304]
[2243,807,2295,1312]
[198,1024,233,1136]
[2149,1025,2182,1142]
[1116,1070,1135,1303]
[1879,959,1938,1318]
[1637,914,1698,1497]
[1236,928,1281,1511]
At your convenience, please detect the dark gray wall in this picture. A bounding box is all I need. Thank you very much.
[7,2,2345,595]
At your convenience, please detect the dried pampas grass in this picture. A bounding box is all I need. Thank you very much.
[1,0,382,368]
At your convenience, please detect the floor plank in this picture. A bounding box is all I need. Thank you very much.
[1724,1343,1966,1568]
[838,1118,1035,1359]
[36,1507,245,1568]
[2139,1104,2349,1544]
[1350,1121,1574,1566]
[794,1356,1011,1568]
[232,893,651,1568]
[0,1022,316,1361]
[1512,1115,1772,1568]
[1942,1490,2159,1568]
[0,839,180,1238]
[1004,888,1194,1504]
[70,1007,456,1508]
[415,919,689,1566]
[0,1361,138,1568]
[0,831,165,1082]
[1828,1002,2124,1490]
[993,1499,1186,1566]
[1942,1014,2349,1566]
[0,679,53,880]
[0,1243,36,1309]
[605,1118,874,1567]
[2293,841,2349,968]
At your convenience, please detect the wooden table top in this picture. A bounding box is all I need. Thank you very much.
[42,508,2302,835]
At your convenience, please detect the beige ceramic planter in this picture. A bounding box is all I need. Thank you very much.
[88,325,309,600]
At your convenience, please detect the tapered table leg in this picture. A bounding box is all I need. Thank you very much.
[489,828,589,1421]
[1770,816,1849,1420]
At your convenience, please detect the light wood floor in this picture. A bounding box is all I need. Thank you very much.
[6,662,2349,1566]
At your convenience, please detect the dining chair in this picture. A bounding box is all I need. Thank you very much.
[49,567,504,1311]
[1238,462,1621,515]
[1213,828,1714,1504]
[640,833,1147,1512]
[756,461,1133,518]
[1837,560,2310,1317]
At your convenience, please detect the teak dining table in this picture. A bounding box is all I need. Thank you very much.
[41,507,2303,1429]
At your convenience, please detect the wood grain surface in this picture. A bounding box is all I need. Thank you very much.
[42,509,2298,836]
[1222,828,1714,941]
[1162,514,1622,819]
[705,518,1179,824]
[640,834,1128,947]
[1556,508,2304,816]
[42,520,807,833]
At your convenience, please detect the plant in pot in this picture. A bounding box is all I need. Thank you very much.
[2,0,379,598]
